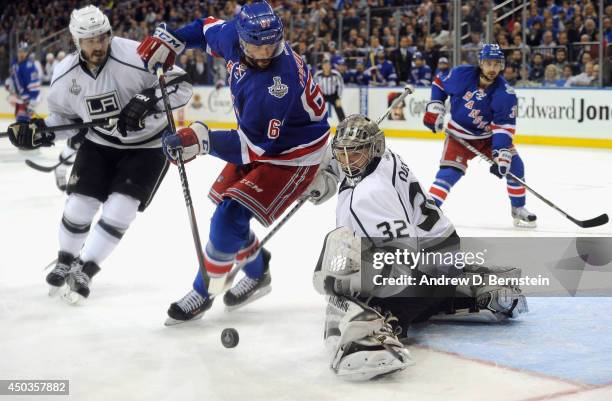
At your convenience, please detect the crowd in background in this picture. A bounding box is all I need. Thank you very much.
[1,0,611,88]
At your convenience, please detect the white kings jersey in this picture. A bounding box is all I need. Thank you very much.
[45,37,192,149]
[335,149,455,250]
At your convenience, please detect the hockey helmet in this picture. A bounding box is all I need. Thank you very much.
[332,114,385,181]
[479,44,505,68]
[235,1,284,66]
[69,5,112,51]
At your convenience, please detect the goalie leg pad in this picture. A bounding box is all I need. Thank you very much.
[431,265,529,323]
[324,296,413,381]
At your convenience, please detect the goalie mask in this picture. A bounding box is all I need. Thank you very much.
[332,114,385,183]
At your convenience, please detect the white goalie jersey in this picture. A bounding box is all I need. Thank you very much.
[45,36,192,149]
[335,149,455,249]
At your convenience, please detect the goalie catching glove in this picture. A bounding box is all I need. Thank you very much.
[7,119,54,150]
[162,121,210,164]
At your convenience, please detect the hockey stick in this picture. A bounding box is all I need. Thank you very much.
[376,85,413,124]
[208,193,314,296]
[0,119,117,138]
[25,152,75,173]
[156,66,210,289]
[447,130,609,228]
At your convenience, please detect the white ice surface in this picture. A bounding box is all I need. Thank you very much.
[1,119,611,401]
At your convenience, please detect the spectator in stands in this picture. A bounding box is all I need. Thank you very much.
[565,61,595,87]
[557,31,572,59]
[556,65,574,86]
[603,17,612,43]
[43,53,57,85]
[347,60,370,86]
[539,30,557,61]
[462,31,482,65]
[422,36,440,72]
[56,51,66,62]
[554,48,569,72]
[503,65,518,86]
[366,66,386,87]
[366,35,384,67]
[507,49,523,72]
[542,64,562,87]
[327,41,343,68]
[516,66,540,87]
[527,20,544,47]
[410,52,432,87]
[374,51,397,86]
[190,53,207,85]
[581,18,597,41]
[529,53,546,83]
[431,15,450,47]
[335,58,351,84]
[512,34,530,55]
[434,57,450,80]
[389,36,412,85]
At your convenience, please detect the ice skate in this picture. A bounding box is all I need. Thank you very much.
[46,251,74,296]
[62,260,100,305]
[223,249,272,311]
[512,206,537,228]
[165,289,214,326]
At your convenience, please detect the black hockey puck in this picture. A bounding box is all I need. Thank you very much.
[221,328,239,348]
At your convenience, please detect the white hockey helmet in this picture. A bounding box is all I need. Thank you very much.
[69,5,112,50]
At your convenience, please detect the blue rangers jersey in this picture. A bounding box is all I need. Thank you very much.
[10,58,41,106]
[173,17,330,166]
[410,64,432,87]
[432,65,517,149]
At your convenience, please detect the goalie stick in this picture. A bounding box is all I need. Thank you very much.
[447,130,608,228]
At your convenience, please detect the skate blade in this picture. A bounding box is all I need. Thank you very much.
[164,312,205,327]
[224,285,272,312]
[513,218,537,228]
[48,284,66,297]
[61,288,86,305]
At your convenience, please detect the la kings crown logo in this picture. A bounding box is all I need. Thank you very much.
[268,76,288,99]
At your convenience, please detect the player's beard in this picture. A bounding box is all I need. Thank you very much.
[478,68,498,86]
[243,56,273,70]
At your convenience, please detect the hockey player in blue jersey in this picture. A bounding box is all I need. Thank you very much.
[423,44,537,228]
[9,42,41,122]
[137,1,333,323]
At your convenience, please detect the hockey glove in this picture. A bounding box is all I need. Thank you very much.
[162,121,210,164]
[137,23,185,73]
[307,166,340,205]
[117,89,159,136]
[7,118,54,150]
[490,148,512,178]
[423,101,445,133]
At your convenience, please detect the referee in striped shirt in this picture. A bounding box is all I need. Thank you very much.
[314,59,346,121]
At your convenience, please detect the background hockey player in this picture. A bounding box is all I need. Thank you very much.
[137,1,330,324]
[312,115,528,380]
[9,42,41,123]
[6,5,192,304]
[8,41,80,191]
[423,44,537,228]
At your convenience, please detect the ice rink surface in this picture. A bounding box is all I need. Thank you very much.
[1,118,611,401]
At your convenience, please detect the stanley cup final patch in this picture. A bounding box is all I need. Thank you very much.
[268,76,288,99]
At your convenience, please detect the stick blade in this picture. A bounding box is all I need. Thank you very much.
[571,213,609,228]
[25,159,56,172]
